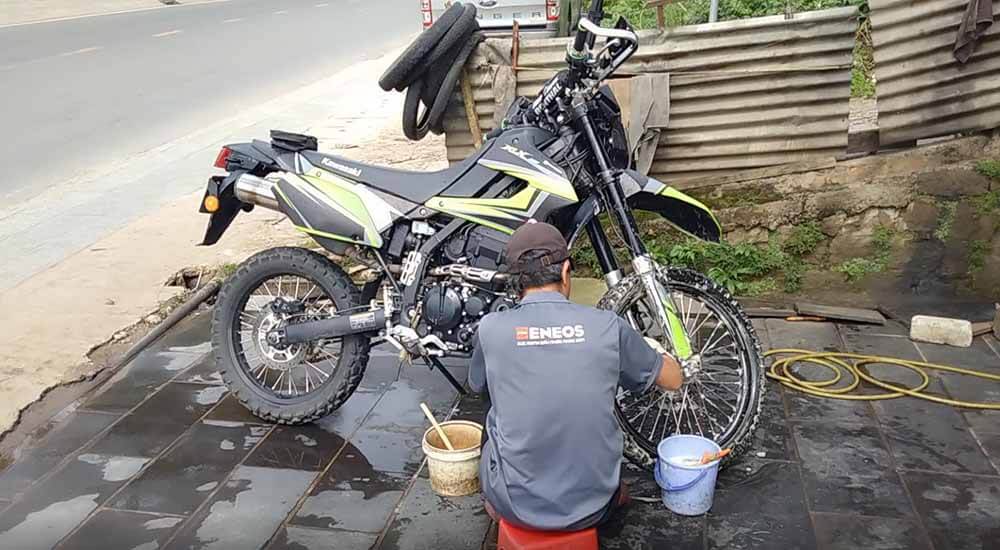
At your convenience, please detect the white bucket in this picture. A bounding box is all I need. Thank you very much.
[421,420,483,497]
[654,435,721,516]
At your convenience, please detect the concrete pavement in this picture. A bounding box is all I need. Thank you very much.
[0,0,417,289]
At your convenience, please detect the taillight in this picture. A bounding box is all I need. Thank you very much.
[213,147,232,169]
[421,0,433,28]
[546,0,559,21]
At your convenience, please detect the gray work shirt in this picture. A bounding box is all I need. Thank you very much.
[469,290,662,530]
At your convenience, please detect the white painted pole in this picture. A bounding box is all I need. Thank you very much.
[709,0,718,22]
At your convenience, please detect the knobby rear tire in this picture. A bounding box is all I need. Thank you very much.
[212,247,370,425]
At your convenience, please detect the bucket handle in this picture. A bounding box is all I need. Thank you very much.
[655,460,710,492]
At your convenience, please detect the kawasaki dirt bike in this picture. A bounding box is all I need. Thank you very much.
[198,4,764,468]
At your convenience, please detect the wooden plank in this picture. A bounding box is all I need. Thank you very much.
[993,303,1000,340]
[795,302,886,325]
[745,307,797,318]
[972,322,993,337]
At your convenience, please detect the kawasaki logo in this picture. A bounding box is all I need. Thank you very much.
[514,324,586,346]
[321,158,362,177]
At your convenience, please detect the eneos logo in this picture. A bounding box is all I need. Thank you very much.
[514,325,585,346]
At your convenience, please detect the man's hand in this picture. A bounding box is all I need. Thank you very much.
[643,337,683,390]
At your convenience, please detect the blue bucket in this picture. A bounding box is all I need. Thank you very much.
[653,435,721,516]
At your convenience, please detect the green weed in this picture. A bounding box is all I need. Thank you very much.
[975,159,1000,180]
[851,18,876,98]
[968,240,989,274]
[934,202,957,241]
[973,191,1000,216]
[218,262,239,278]
[783,222,826,257]
[834,225,894,282]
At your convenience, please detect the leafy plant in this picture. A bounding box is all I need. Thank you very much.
[851,18,876,98]
[973,191,1000,216]
[975,159,1000,180]
[968,240,989,274]
[934,202,957,241]
[834,225,894,282]
[218,262,239,278]
[783,222,826,257]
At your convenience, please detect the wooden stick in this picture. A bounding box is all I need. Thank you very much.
[460,71,482,148]
[420,402,455,451]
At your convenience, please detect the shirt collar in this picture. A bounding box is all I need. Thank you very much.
[518,290,569,305]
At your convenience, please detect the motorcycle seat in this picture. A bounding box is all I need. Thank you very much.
[301,143,490,205]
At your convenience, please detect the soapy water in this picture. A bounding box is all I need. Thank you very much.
[666,455,703,468]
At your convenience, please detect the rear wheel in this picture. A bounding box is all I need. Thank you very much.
[598,267,764,469]
[212,247,370,424]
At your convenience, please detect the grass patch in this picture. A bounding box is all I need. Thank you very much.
[218,262,239,279]
[975,159,1000,180]
[934,202,957,241]
[834,225,894,282]
[973,191,1000,216]
[968,240,989,274]
[851,18,876,99]
[782,222,826,257]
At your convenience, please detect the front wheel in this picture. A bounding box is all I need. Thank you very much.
[598,267,765,469]
[212,247,370,424]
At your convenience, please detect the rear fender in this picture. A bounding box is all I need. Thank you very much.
[201,173,249,245]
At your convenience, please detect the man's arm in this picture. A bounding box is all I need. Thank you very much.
[468,328,487,394]
[618,318,684,393]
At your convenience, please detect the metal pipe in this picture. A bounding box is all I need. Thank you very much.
[234,174,279,211]
[117,280,220,368]
[709,0,718,22]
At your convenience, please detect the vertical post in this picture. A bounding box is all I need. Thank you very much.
[709,0,718,22]
[460,71,483,148]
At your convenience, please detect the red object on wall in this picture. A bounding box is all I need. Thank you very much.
[497,519,598,550]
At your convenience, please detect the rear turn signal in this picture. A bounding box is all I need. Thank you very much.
[213,147,232,169]
[546,0,559,21]
[204,195,220,213]
[420,0,433,28]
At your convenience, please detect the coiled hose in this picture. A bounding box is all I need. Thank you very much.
[765,349,1000,409]
[379,3,484,141]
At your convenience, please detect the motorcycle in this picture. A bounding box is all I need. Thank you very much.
[197,0,764,468]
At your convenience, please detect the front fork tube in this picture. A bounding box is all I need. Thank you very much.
[577,108,693,360]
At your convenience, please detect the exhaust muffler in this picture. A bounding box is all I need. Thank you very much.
[234,174,280,211]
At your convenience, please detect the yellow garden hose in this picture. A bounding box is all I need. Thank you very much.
[764,349,1000,410]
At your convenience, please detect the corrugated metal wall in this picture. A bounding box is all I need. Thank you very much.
[870,0,1000,147]
[443,6,858,187]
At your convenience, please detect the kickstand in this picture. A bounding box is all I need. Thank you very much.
[426,356,468,395]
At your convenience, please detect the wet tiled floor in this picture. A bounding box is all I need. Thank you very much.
[2,311,999,549]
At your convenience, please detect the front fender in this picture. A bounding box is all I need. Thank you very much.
[624,171,721,243]
[561,171,721,247]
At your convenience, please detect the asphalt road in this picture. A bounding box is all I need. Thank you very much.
[0,0,417,206]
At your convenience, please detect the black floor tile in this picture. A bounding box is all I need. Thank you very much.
[707,461,816,550]
[88,384,226,458]
[311,389,383,439]
[601,465,705,550]
[915,339,1000,373]
[975,430,1000,470]
[379,477,491,550]
[793,422,913,517]
[838,321,910,337]
[398,361,469,397]
[764,319,842,351]
[934,367,1000,434]
[749,385,794,460]
[166,465,316,550]
[147,311,212,355]
[873,380,995,475]
[81,350,204,413]
[811,512,930,550]
[59,509,185,550]
[244,424,346,471]
[0,411,116,497]
[349,426,426,476]
[783,391,876,425]
[903,470,1000,550]
[0,453,148,550]
[358,351,401,392]
[360,377,458,432]
[267,526,377,550]
[203,394,270,425]
[175,353,223,385]
[109,422,267,515]
[291,447,410,533]
[450,392,489,425]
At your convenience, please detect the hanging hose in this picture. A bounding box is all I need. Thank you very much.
[378,3,484,141]
[765,349,1000,409]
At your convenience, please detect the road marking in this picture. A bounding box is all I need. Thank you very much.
[59,46,103,57]
[0,0,235,29]
[274,10,288,15]
[152,30,183,38]
[222,17,243,23]
[315,3,329,6]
